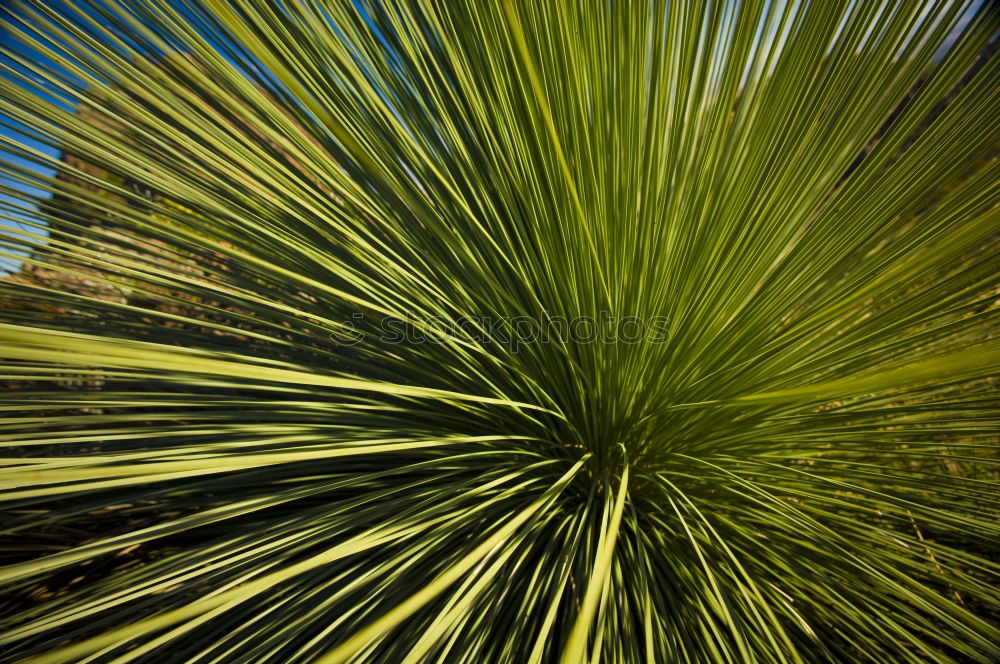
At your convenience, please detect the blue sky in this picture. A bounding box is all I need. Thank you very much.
[0,26,61,273]
[0,0,399,274]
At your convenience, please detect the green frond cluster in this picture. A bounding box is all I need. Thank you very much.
[1,1,998,662]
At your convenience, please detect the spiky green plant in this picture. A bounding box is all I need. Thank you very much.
[1,1,999,662]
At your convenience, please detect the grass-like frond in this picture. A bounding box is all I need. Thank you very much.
[1,1,999,662]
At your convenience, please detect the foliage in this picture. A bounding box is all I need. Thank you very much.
[1,1,999,662]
